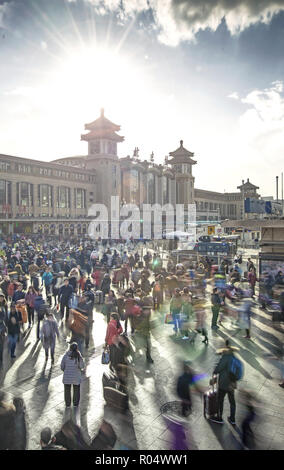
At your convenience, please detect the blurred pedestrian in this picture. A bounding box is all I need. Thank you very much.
[210,340,243,425]
[60,342,85,408]
[40,312,60,364]
[7,304,21,359]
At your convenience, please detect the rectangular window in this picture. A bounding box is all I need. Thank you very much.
[40,184,53,208]
[75,188,86,209]
[112,165,117,190]
[57,187,70,208]
[147,173,155,204]
[0,161,11,172]
[0,180,6,205]
[16,182,33,207]
[163,176,169,204]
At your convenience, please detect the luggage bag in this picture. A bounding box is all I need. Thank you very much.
[103,386,128,412]
[102,370,120,389]
[203,380,218,419]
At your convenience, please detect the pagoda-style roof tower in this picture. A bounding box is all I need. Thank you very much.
[168,140,197,165]
[81,108,124,143]
[168,140,196,205]
[81,109,124,159]
[237,178,259,191]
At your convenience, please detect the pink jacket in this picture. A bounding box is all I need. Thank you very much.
[25,292,37,307]
[105,320,123,346]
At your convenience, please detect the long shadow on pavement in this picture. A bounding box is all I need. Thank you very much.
[206,420,244,450]
[28,361,53,420]
[216,330,273,380]
[14,339,42,385]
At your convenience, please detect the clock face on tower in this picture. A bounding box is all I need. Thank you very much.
[107,141,116,155]
[90,141,100,155]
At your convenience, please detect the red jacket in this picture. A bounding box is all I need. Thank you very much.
[124,298,136,317]
[79,277,86,291]
[7,282,15,298]
[92,271,101,287]
[248,271,256,286]
[105,320,123,346]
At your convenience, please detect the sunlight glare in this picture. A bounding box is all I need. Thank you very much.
[50,46,147,119]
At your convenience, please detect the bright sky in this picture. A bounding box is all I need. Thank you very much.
[1,0,284,197]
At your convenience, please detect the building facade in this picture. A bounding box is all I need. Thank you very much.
[0,110,261,236]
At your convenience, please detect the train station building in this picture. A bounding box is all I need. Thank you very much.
[0,109,261,236]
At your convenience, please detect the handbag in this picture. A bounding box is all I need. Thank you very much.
[101,348,110,365]
[165,313,174,324]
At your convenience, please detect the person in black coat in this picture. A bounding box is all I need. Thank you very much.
[101,274,111,300]
[0,316,8,367]
[59,279,73,321]
[7,305,21,358]
[177,362,202,417]
[12,284,25,303]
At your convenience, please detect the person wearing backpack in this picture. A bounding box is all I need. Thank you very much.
[34,289,47,340]
[40,312,60,364]
[210,340,243,425]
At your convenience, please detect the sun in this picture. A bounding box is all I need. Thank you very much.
[48,45,146,120]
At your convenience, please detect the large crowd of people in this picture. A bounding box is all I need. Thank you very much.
[0,233,283,450]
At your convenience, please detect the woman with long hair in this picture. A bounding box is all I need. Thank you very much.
[60,342,85,408]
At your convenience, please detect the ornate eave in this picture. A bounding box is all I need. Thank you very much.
[85,108,120,132]
[169,140,194,157]
[237,179,259,191]
[168,156,197,165]
[81,130,124,142]
[168,140,196,165]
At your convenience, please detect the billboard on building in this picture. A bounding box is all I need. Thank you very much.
[208,225,215,235]
[245,198,282,215]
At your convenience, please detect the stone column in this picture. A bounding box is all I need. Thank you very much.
[11,180,17,218]
[52,186,57,218]
[70,187,74,218]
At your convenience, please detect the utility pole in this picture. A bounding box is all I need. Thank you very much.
[281,171,283,216]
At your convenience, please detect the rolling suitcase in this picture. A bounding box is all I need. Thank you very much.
[103,386,128,412]
[203,380,218,419]
[102,370,120,390]
[69,309,88,336]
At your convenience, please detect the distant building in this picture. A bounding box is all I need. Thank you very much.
[0,110,263,236]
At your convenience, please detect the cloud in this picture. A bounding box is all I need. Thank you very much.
[82,0,284,45]
[0,2,9,28]
[4,86,37,97]
[228,91,239,99]
[2,0,284,46]
[40,40,47,50]
[237,81,284,155]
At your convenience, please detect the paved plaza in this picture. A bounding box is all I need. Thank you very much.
[1,286,284,450]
